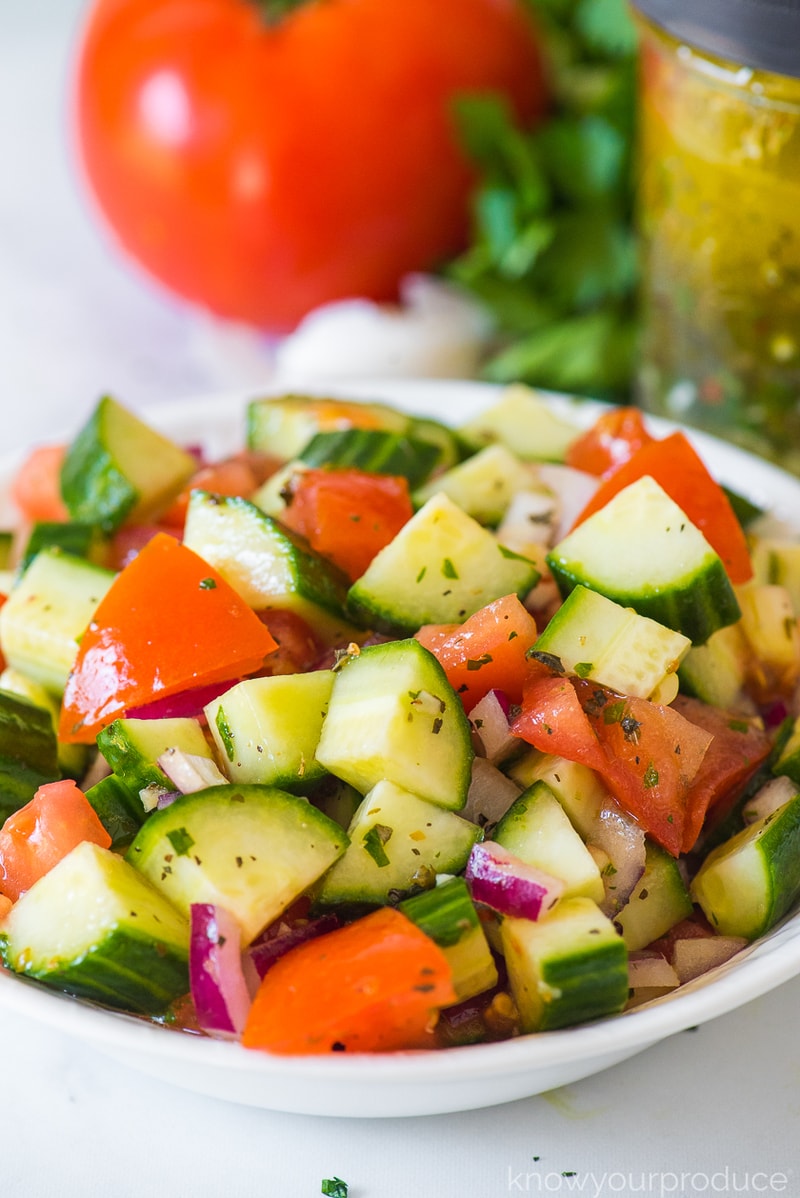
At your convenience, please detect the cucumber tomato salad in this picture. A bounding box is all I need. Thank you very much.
[1,385,800,1054]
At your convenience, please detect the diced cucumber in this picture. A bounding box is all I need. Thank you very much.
[494,781,605,904]
[412,444,536,526]
[0,666,89,780]
[613,840,693,951]
[531,584,690,699]
[678,623,748,711]
[406,415,466,473]
[246,394,407,458]
[547,476,741,645]
[500,897,629,1032]
[97,717,214,810]
[737,583,800,684]
[751,537,800,616]
[206,670,335,793]
[0,841,189,1015]
[21,522,107,573]
[182,490,357,646]
[398,876,498,1002]
[315,639,473,810]
[84,773,146,850]
[459,385,579,462]
[346,492,539,635]
[60,396,196,533]
[128,783,348,943]
[0,531,13,571]
[0,688,60,821]
[309,776,362,830]
[0,549,115,695]
[691,793,800,939]
[507,751,609,841]
[315,780,480,907]
[298,428,439,488]
[772,715,800,786]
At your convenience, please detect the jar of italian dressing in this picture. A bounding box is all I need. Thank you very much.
[632,0,800,472]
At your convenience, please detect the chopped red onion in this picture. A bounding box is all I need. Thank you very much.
[248,913,341,980]
[463,757,521,831]
[126,678,239,721]
[586,801,647,917]
[156,790,182,810]
[468,690,520,765]
[465,841,564,921]
[157,748,228,794]
[189,904,253,1039]
[742,775,798,825]
[672,936,748,985]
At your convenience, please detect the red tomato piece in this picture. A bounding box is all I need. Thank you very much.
[571,432,753,584]
[75,0,547,331]
[254,609,322,675]
[281,468,413,581]
[10,445,69,523]
[161,453,281,528]
[672,695,772,851]
[565,407,655,477]
[420,594,538,713]
[242,907,456,1054]
[511,669,607,773]
[0,780,111,902]
[58,532,278,744]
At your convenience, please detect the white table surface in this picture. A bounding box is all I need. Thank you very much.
[2,5,800,1196]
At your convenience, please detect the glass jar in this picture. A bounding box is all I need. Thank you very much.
[633,0,800,472]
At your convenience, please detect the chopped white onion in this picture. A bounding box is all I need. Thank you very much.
[465,841,565,920]
[586,801,647,917]
[672,936,748,984]
[627,951,680,991]
[741,775,798,825]
[463,757,522,831]
[157,748,229,795]
[189,904,253,1039]
[469,690,521,765]
[536,462,600,545]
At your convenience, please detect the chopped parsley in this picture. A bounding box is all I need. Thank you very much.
[215,706,235,762]
[199,577,217,590]
[642,763,659,789]
[466,653,493,671]
[574,661,593,678]
[442,557,459,579]
[166,827,195,857]
[321,1179,348,1198]
[363,824,393,868]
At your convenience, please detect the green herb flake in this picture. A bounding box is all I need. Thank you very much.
[199,577,217,590]
[728,718,750,734]
[363,824,393,868]
[215,707,236,762]
[574,661,593,678]
[642,763,659,789]
[166,827,195,857]
[602,700,626,725]
[508,629,519,641]
[442,557,459,579]
[466,653,493,671]
[321,1179,348,1198]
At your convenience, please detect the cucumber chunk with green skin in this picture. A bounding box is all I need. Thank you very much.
[182,491,357,646]
[546,476,741,645]
[205,671,335,793]
[494,781,605,904]
[60,396,196,533]
[97,717,214,811]
[531,585,690,700]
[298,428,440,489]
[0,841,189,1015]
[0,531,13,570]
[128,783,348,943]
[20,522,105,573]
[501,897,629,1032]
[84,773,145,850]
[0,549,115,695]
[399,876,498,1002]
[678,623,748,711]
[458,385,580,462]
[315,639,473,810]
[413,444,536,526]
[613,840,693,951]
[315,780,481,907]
[0,689,60,822]
[691,793,800,940]
[507,751,610,842]
[346,493,539,635]
[246,394,408,458]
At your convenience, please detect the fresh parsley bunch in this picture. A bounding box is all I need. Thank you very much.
[449,0,640,400]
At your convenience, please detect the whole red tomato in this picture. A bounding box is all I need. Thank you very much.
[75,0,547,331]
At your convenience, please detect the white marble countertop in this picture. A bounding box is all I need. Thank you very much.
[2,4,800,1195]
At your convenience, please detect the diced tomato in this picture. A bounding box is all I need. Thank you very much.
[280,468,413,582]
[254,609,322,675]
[672,695,772,851]
[566,407,655,477]
[571,432,753,584]
[512,671,713,855]
[161,452,281,528]
[420,595,538,712]
[58,532,278,744]
[242,906,456,1054]
[10,445,69,523]
[0,779,111,902]
[415,623,461,657]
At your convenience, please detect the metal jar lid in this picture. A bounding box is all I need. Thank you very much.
[633,0,800,79]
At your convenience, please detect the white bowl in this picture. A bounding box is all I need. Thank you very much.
[2,378,799,1119]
